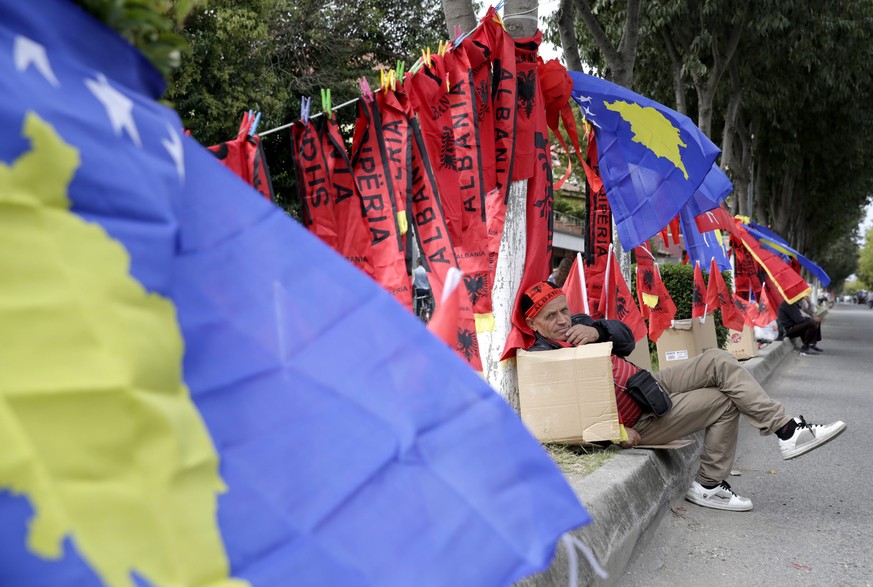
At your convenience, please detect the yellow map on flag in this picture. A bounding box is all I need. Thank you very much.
[605,100,689,179]
[0,112,247,587]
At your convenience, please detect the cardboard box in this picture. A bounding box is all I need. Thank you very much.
[692,317,718,353]
[517,342,620,444]
[656,319,696,366]
[725,325,758,359]
[627,336,653,371]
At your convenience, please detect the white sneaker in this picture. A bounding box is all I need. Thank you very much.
[779,416,846,460]
[685,480,753,512]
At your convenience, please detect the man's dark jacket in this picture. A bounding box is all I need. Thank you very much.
[777,301,811,333]
[527,314,635,356]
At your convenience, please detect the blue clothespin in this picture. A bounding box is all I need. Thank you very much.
[301,96,311,125]
[248,111,261,136]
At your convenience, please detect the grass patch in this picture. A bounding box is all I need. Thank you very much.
[544,443,619,478]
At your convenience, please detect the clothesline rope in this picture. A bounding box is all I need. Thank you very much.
[257,2,533,137]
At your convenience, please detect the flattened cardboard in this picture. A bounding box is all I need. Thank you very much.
[517,343,620,444]
[692,317,718,353]
[634,439,694,450]
[627,336,653,371]
[656,318,696,367]
[725,325,758,360]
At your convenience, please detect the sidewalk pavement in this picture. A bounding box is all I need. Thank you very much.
[517,336,799,587]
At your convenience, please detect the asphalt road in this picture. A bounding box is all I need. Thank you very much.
[620,302,872,587]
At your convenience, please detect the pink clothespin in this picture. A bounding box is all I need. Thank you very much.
[358,77,374,102]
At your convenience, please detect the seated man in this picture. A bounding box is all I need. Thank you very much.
[522,281,846,512]
[777,297,823,353]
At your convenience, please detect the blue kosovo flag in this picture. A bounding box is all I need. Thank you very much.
[745,222,831,287]
[680,206,731,272]
[0,3,590,587]
[684,164,733,219]
[569,71,720,249]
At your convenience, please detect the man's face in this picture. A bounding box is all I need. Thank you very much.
[526,295,572,341]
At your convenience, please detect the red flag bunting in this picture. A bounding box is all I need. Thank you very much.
[634,243,677,342]
[692,261,708,320]
[291,119,338,249]
[599,246,648,342]
[512,31,541,181]
[409,118,483,371]
[321,115,376,278]
[709,258,745,331]
[350,97,412,310]
[208,112,274,201]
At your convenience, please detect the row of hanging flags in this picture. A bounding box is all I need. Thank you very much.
[284,7,560,369]
[260,17,832,367]
[194,12,832,358]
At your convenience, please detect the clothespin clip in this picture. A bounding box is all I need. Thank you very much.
[248,111,261,136]
[380,68,391,92]
[301,96,311,124]
[396,60,405,79]
[358,77,373,102]
[422,47,433,68]
[437,39,449,56]
[320,88,332,117]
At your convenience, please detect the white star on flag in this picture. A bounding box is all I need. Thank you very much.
[14,36,59,87]
[85,73,141,146]
[162,124,185,183]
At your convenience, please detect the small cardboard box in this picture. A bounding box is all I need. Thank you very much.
[692,317,718,354]
[517,342,620,444]
[656,319,696,366]
[627,336,653,371]
[725,325,758,359]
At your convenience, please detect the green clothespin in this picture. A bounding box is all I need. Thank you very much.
[396,60,405,80]
[320,88,332,117]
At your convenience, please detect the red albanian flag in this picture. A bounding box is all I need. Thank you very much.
[562,253,590,315]
[350,96,412,310]
[692,261,708,320]
[634,244,677,342]
[598,246,648,342]
[732,294,755,327]
[208,111,274,201]
[709,258,746,331]
[754,285,779,327]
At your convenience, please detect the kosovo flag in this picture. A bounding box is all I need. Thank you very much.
[0,3,590,587]
[569,71,720,249]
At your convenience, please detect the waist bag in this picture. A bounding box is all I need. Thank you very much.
[612,356,673,417]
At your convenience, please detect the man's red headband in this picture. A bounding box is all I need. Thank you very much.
[523,282,565,319]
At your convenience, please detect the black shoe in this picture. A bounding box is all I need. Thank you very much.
[809,344,824,353]
[800,344,817,355]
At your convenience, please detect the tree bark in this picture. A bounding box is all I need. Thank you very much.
[573,0,641,88]
[661,28,687,115]
[504,0,539,39]
[557,0,583,70]
[439,0,476,39]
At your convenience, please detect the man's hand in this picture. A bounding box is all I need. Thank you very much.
[619,427,641,449]
[564,324,600,346]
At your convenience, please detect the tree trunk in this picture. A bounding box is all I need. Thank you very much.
[573,0,641,88]
[719,62,742,178]
[557,0,583,71]
[661,28,687,115]
[753,152,768,223]
[439,0,476,38]
[504,0,539,39]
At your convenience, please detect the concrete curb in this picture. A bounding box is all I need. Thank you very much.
[516,338,796,587]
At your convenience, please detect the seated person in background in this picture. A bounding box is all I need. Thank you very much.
[777,297,823,353]
[522,281,846,513]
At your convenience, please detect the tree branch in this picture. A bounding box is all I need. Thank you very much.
[557,0,583,71]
